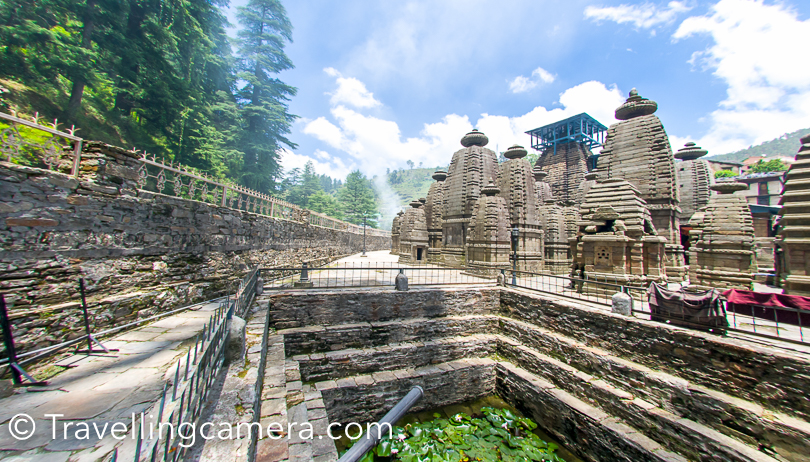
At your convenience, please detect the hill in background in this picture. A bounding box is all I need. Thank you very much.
[707,128,810,163]
[386,167,442,208]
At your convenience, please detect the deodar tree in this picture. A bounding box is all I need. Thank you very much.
[235,0,298,194]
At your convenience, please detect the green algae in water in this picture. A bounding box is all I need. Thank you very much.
[342,396,576,462]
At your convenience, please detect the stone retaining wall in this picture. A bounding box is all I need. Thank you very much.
[0,142,387,353]
[499,290,810,421]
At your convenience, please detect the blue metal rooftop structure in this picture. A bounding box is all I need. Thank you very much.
[525,112,608,156]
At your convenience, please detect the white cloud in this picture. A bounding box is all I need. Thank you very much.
[585,1,692,29]
[508,67,557,93]
[480,81,624,150]
[303,73,624,178]
[671,0,810,154]
[323,67,381,109]
[280,148,354,180]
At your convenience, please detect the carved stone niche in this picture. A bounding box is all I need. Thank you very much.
[595,245,612,268]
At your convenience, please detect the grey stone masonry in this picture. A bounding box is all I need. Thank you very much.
[778,134,810,295]
[0,143,386,353]
[597,89,686,282]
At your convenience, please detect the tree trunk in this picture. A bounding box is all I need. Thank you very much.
[65,0,96,121]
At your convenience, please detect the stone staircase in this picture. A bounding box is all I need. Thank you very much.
[266,286,810,462]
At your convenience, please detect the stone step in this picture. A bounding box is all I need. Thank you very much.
[496,361,689,462]
[277,315,496,356]
[282,312,810,461]
[293,334,496,383]
[495,322,810,461]
[498,341,780,462]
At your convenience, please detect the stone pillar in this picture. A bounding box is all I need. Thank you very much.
[689,182,756,291]
[425,170,446,263]
[441,129,499,267]
[777,134,810,295]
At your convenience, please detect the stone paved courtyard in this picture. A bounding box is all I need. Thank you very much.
[0,300,223,461]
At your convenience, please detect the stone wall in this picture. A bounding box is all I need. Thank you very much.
[269,286,810,461]
[0,143,387,353]
[500,290,810,422]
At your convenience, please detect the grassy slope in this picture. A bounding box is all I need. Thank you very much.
[388,167,436,207]
[707,127,810,163]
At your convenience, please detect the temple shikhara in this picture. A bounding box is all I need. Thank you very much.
[388,88,779,292]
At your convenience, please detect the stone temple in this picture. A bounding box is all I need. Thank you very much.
[597,89,686,282]
[389,88,788,296]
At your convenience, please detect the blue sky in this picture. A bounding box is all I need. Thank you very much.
[225,0,810,183]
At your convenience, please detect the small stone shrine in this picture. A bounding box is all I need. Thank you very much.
[539,197,571,274]
[465,180,511,276]
[442,129,499,266]
[497,144,544,272]
[390,211,403,255]
[675,142,713,221]
[533,167,554,204]
[398,200,429,263]
[571,178,667,287]
[689,182,756,290]
[777,134,810,295]
[597,89,686,281]
[425,170,447,263]
[575,171,598,205]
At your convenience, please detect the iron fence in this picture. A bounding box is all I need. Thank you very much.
[125,300,232,462]
[261,262,496,290]
[0,111,83,176]
[632,297,809,346]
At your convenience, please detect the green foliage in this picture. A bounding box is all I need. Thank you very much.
[387,167,436,208]
[307,190,343,219]
[346,407,565,462]
[750,159,788,173]
[235,0,297,193]
[284,161,322,208]
[709,128,810,162]
[0,0,297,193]
[338,170,379,227]
[714,170,737,178]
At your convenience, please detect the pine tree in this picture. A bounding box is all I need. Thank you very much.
[235,0,298,194]
[338,170,379,227]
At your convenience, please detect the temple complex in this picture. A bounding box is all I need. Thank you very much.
[688,182,756,290]
[441,129,499,266]
[675,142,713,221]
[497,144,544,272]
[465,180,511,276]
[398,199,429,263]
[425,170,446,263]
[597,89,686,281]
[386,92,805,298]
[777,134,810,295]
[572,178,667,287]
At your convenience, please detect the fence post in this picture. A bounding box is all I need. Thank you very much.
[0,295,21,385]
[221,186,228,207]
[71,139,83,178]
[0,294,44,386]
[79,279,93,353]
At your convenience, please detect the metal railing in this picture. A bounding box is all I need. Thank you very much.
[632,297,809,346]
[0,110,389,238]
[261,262,496,290]
[262,261,810,348]
[127,300,232,462]
[0,110,83,176]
